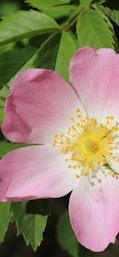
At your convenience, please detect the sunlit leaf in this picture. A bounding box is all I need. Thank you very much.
[0,10,59,46]
[25,0,70,9]
[77,8,114,49]
[80,0,92,7]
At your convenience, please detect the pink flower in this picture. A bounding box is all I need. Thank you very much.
[1,46,119,252]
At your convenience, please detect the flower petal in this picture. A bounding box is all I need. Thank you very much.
[109,160,119,174]
[0,145,76,201]
[69,175,119,251]
[70,46,119,122]
[2,69,81,144]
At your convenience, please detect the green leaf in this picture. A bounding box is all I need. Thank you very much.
[33,32,77,81]
[0,202,11,242]
[39,5,76,20]
[0,10,59,46]
[0,46,37,84]
[92,4,118,51]
[11,200,49,251]
[25,0,70,9]
[0,2,19,16]
[55,32,77,81]
[0,141,30,158]
[99,6,119,26]
[57,211,79,257]
[80,0,92,7]
[76,8,114,49]
[0,82,10,124]
[33,33,61,69]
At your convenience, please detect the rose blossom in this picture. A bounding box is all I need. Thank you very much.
[1,46,119,251]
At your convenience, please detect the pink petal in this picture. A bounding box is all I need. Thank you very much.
[0,145,76,201]
[2,69,81,144]
[69,175,119,252]
[70,47,119,123]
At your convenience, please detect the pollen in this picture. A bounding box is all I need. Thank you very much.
[52,108,119,179]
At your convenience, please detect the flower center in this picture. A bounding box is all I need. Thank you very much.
[84,139,99,153]
[52,108,119,179]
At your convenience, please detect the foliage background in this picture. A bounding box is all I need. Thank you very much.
[0,0,119,256]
